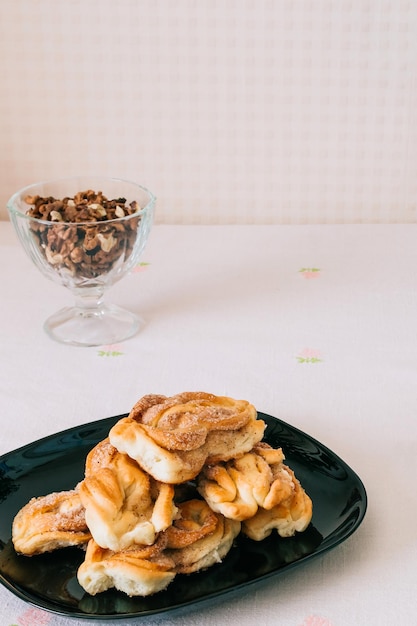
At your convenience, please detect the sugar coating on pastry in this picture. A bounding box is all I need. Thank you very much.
[109,392,265,483]
[242,466,313,540]
[12,488,91,555]
[77,535,176,597]
[79,439,178,551]
[197,442,295,521]
[12,391,314,599]
[164,499,241,574]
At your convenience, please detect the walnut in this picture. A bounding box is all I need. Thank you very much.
[24,189,142,280]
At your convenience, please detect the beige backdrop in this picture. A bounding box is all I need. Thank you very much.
[0,0,416,224]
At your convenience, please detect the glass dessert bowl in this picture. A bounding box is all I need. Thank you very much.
[7,176,155,347]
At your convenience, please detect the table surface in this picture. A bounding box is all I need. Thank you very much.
[0,220,416,626]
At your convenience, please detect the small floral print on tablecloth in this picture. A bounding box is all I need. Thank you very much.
[10,606,54,626]
[300,616,334,626]
[296,348,323,364]
[8,609,334,626]
[97,343,124,357]
[299,267,321,279]
[131,261,150,273]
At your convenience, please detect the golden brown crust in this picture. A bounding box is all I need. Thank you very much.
[77,498,241,596]
[77,536,176,597]
[130,392,254,432]
[242,467,313,540]
[12,391,313,598]
[164,499,218,548]
[197,442,312,535]
[79,439,177,551]
[12,488,91,555]
[109,392,264,483]
[197,442,293,521]
[164,499,241,574]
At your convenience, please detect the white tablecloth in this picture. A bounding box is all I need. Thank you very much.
[1,221,416,626]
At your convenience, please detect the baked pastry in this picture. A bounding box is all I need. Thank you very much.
[242,466,313,540]
[197,442,312,537]
[197,442,295,520]
[165,499,241,574]
[109,392,265,483]
[12,391,313,600]
[77,534,176,597]
[12,488,90,555]
[77,499,240,596]
[79,439,178,551]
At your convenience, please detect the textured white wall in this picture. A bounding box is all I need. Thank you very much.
[0,0,416,224]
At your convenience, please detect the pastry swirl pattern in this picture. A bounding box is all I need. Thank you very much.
[11,392,313,597]
[108,392,265,483]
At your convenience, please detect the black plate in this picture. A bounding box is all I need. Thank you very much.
[0,413,367,620]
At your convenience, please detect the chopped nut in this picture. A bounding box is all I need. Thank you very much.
[97,232,117,252]
[24,195,38,206]
[45,247,64,265]
[25,189,143,280]
[70,246,85,263]
[50,210,63,222]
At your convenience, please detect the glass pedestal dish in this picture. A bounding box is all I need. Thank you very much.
[7,176,155,347]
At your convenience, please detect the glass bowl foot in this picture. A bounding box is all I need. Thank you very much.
[44,303,144,347]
